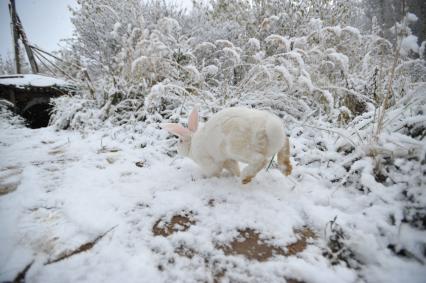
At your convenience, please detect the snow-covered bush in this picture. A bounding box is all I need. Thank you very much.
[52,1,425,151]
[0,100,25,128]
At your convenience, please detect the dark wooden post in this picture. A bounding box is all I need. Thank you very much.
[17,15,39,73]
[9,0,21,74]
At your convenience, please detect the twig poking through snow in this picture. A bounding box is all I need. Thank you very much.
[12,260,34,283]
[45,225,118,265]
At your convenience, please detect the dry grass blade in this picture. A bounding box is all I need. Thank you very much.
[373,26,402,142]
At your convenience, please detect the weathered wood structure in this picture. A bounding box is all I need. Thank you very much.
[0,75,75,128]
[2,1,81,129]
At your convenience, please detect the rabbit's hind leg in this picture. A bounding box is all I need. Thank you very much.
[224,159,240,177]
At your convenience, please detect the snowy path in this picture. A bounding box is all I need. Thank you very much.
[1,124,425,283]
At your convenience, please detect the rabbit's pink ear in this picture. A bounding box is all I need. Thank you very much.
[161,123,191,139]
[188,107,198,132]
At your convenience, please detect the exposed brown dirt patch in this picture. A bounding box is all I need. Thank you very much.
[218,228,285,261]
[153,213,195,237]
[218,227,315,261]
[287,227,316,255]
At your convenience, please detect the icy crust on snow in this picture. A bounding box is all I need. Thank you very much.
[0,74,70,88]
[0,119,425,283]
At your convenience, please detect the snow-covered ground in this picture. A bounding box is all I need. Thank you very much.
[0,116,425,283]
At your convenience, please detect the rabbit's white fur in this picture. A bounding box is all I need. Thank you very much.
[162,107,292,184]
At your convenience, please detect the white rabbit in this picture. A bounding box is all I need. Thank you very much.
[162,107,292,184]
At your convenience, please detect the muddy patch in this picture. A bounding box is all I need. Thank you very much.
[218,227,315,261]
[153,212,196,237]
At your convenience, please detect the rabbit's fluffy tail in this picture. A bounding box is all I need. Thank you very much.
[277,136,292,176]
